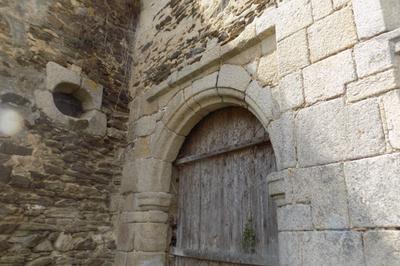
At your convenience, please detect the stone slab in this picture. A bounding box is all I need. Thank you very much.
[303,50,355,104]
[383,90,400,149]
[277,29,309,78]
[364,230,400,266]
[344,153,400,227]
[217,64,251,92]
[354,36,394,78]
[302,231,364,266]
[296,98,385,167]
[347,68,399,103]
[277,204,312,231]
[276,0,313,41]
[307,7,357,62]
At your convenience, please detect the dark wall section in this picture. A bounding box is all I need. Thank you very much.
[0,0,138,265]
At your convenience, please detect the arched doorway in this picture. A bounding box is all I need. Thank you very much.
[168,107,278,266]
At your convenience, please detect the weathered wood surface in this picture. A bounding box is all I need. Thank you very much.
[171,107,278,266]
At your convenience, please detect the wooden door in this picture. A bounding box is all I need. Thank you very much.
[169,107,278,266]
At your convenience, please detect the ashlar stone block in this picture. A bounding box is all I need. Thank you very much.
[192,71,218,95]
[383,90,400,149]
[308,7,357,62]
[302,231,364,266]
[257,51,278,86]
[296,98,385,167]
[344,153,400,227]
[354,35,394,78]
[134,223,168,252]
[353,0,400,39]
[276,71,304,111]
[364,230,400,266]
[277,204,312,231]
[277,29,309,77]
[255,7,277,38]
[126,251,165,266]
[116,223,135,252]
[267,112,297,170]
[311,0,333,20]
[332,0,350,9]
[278,232,303,266]
[121,158,172,193]
[217,64,251,92]
[347,68,399,103]
[279,231,364,266]
[276,0,313,41]
[245,81,274,126]
[303,50,356,104]
[289,164,349,229]
[132,114,157,137]
[121,211,168,224]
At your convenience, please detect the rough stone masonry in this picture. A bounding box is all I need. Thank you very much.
[1,0,400,265]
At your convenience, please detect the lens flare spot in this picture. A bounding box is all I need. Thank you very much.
[0,108,24,136]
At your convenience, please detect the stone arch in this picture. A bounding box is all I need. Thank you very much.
[151,64,276,164]
[141,64,279,264]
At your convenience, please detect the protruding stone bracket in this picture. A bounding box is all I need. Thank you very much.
[267,172,288,207]
[34,62,107,136]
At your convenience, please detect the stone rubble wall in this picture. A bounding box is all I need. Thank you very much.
[124,0,400,265]
[0,0,138,265]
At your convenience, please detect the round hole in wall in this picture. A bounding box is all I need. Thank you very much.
[52,82,84,118]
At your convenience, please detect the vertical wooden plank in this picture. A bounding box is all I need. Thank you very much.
[173,107,279,265]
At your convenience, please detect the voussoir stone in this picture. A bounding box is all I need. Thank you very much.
[245,81,274,125]
[191,71,218,95]
[267,112,296,170]
[121,158,172,193]
[257,51,278,86]
[276,71,304,111]
[132,114,157,137]
[278,232,303,266]
[296,98,385,167]
[218,64,251,92]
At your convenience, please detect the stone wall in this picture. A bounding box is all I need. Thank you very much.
[129,0,277,112]
[123,0,400,265]
[0,0,138,265]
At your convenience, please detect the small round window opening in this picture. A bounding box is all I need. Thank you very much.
[52,82,90,118]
